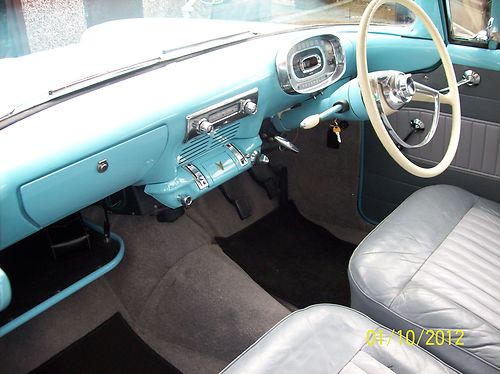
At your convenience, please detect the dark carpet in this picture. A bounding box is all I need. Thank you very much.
[217,202,356,308]
[31,313,181,374]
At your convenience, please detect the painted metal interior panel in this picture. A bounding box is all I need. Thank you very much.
[0,27,442,250]
[20,126,167,228]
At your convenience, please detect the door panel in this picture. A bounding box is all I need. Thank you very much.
[360,63,500,223]
[391,108,500,178]
[406,64,500,122]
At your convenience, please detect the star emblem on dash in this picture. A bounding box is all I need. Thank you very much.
[215,161,225,171]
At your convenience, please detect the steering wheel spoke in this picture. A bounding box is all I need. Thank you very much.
[413,82,454,106]
[414,81,439,96]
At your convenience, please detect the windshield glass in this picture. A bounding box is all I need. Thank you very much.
[1,0,414,58]
[0,0,414,120]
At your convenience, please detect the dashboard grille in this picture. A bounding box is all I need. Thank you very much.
[178,122,240,165]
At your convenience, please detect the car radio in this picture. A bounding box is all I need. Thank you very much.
[184,88,258,142]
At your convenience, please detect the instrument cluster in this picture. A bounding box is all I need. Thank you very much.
[276,34,346,94]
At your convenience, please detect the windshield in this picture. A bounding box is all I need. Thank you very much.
[1,0,414,58]
[0,0,414,121]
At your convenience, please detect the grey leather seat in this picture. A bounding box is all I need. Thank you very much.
[349,185,500,374]
[222,304,456,373]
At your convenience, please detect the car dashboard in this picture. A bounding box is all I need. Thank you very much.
[0,23,440,251]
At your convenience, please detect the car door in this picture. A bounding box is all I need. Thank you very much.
[359,0,500,223]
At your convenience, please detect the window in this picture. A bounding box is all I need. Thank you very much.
[0,0,415,58]
[447,0,493,45]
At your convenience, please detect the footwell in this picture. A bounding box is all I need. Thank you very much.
[31,313,181,374]
[217,202,356,308]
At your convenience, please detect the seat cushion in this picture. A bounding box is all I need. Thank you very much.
[349,185,500,374]
[222,304,456,373]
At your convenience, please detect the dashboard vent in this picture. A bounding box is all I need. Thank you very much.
[178,122,240,165]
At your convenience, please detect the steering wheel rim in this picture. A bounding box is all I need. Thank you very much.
[357,0,461,178]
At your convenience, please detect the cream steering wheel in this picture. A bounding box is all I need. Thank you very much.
[357,0,461,178]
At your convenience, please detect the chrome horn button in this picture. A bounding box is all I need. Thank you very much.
[396,73,416,100]
[377,71,416,110]
[368,70,441,150]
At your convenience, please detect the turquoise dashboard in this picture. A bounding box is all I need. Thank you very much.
[0,24,441,250]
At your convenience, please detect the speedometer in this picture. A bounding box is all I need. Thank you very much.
[276,34,345,94]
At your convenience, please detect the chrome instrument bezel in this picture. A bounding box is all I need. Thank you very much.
[276,34,346,95]
[298,53,323,75]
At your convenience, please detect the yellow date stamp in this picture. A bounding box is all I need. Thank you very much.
[365,329,465,347]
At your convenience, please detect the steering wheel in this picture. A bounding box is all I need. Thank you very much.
[357,0,461,178]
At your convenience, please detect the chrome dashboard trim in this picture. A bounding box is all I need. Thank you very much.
[275,34,346,95]
[0,24,348,130]
[0,32,261,127]
[184,88,258,143]
[226,143,248,167]
[299,53,323,74]
[290,49,327,82]
[184,163,209,190]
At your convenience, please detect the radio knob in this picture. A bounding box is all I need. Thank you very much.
[243,100,258,115]
[197,118,214,134]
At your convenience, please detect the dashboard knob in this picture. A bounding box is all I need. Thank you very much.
[179,194,193,208]
[257,154,269,164]
[249,150,269,165]
[197,118,214,134]
[242,100,258,115]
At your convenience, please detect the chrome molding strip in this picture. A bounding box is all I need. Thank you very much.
[226,143,248,167]
[184,163,209,190]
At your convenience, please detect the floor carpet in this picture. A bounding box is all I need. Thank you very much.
[31,313,181,374]
[217,202,356,308]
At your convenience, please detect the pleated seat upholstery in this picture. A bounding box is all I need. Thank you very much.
[222,305,456,373]
[349,185,500,374]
